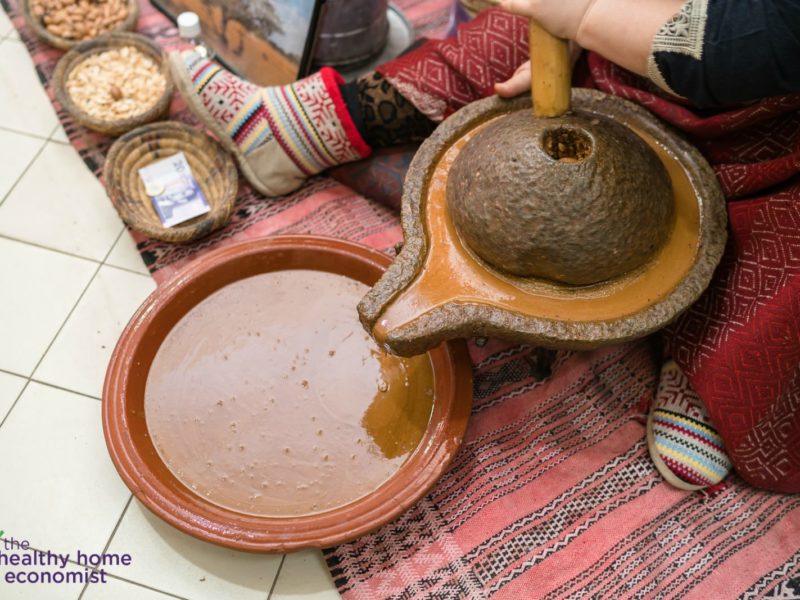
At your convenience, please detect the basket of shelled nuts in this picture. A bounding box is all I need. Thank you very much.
[22,0,139,50]
[52,32,173,137]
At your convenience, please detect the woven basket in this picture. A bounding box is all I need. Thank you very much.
[104,122,239,243]
[21,0,139,51]
[53,32,173,137]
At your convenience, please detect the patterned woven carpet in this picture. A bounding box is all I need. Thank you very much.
[4,0,799,597]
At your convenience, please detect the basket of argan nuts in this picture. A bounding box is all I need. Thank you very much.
[53,32,174,137]
[22,0,138,50]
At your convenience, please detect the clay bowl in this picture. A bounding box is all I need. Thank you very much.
[103,235,472,552]
[359,90,728,356]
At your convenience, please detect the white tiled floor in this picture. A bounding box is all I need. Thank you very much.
[0,236,96,375]
[0,383,131,556]
[104,502,281,600]
[0,39,58,136]
[0,141,125,260]
[271,552,341,600]
[34,265,157,398]
[0,29,339,600]
[0,370,25,421]
[105,232,150,275]
[0,128,44,201]
[0,8,12,37]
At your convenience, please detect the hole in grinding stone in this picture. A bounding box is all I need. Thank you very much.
[541,127,593,163]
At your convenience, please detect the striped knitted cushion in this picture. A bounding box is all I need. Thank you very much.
[183,51,369,167]
[171,49,371,197]
[649,359,732,489]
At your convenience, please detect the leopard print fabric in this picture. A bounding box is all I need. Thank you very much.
[356,71,436,148]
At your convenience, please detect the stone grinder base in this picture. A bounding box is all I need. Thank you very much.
[358,90,728,357]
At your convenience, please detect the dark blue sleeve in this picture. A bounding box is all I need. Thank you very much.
[651,0,800,108]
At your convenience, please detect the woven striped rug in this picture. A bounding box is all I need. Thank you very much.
[4,0,799,597]
[326,340,800,599]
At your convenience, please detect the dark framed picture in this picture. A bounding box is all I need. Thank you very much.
[152,0,325,85]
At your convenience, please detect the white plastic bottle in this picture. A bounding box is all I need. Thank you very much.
[177,12,215,60]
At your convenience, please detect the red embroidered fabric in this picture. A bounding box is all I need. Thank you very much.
[378,8,529,121]
[380,9,800,493]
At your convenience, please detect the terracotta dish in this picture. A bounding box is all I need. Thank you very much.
[103,236,472,552]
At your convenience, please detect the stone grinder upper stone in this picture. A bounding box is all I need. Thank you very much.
[359,20,728,356]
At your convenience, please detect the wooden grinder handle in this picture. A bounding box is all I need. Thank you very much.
[529,20,571,117]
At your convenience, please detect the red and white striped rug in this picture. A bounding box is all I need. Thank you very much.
[324,340,800,599]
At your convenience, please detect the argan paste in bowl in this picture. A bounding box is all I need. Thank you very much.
[145,270,434,517]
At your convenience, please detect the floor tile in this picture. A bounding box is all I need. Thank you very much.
[84,575,182,600]
[0,382,131,557]
[0,142,123,261]
[0,39,58,137]
[0,238,96,375]
[271,551,340,600]
[51,122,70,144]
[0,128,44,203]
[105,232,150,276]
[35,265,155,398]
[0,370,26,422]
[0,547,83,600]
[0,9,12,37]
[105,500,280,600]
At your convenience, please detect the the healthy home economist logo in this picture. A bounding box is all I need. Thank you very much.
[0,531,132,585]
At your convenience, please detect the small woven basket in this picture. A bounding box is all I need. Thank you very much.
[21,0,139,51]
[104,122,239,243]
[53,32,173,137]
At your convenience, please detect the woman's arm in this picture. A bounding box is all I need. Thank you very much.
[648,0,800,106]
[499,0,684,75]
[497,0,800,107]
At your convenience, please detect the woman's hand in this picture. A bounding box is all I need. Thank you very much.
[494,45,582,98]
[495,60,532,98]
[498,0,596,40]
